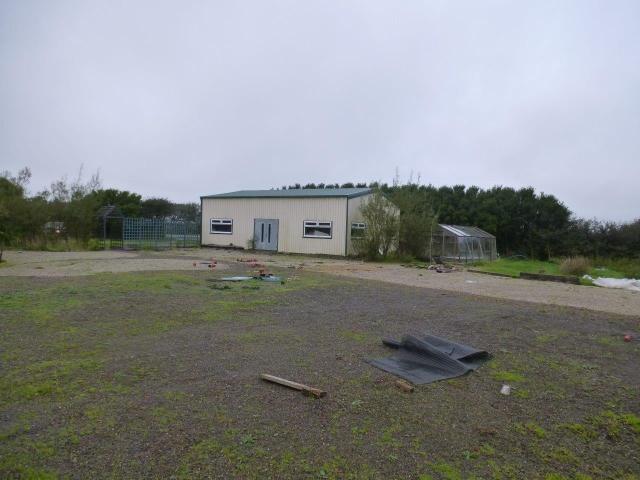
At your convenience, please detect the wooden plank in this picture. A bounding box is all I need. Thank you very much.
[260,374,326,398]
[395,379,415,393]
[519,272,580,285]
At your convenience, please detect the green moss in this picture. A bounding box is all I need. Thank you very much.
[559,423,597,441]
[377,425,401,448]
[550,447,578,464]
[589,410,640,439]
[430,462,462,480]
[176,438,222,479]
[515,421,547,438]
[0,456,58,480]
[162,390,187,401]
[340,330,369,343]
[621,413,640,434]
[479,443,496,456]
[492,370,525,383]
[151,406,178,430]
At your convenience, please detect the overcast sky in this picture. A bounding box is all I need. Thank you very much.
[1,1,639,221]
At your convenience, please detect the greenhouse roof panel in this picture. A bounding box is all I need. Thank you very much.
[440,224,495,238]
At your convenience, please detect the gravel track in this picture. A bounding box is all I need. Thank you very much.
[1,249,638,317]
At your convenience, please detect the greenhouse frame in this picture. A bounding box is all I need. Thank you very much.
[431,224,497,263]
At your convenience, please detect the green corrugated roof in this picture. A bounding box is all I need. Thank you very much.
[201,188,372,199]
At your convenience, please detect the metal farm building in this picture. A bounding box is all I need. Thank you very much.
[200,188,373,256]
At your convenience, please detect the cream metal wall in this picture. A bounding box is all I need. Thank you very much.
[201,197,350,255]
[345,194,371,255]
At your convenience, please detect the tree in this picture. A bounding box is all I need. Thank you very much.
[389,184,438,259]
[141,198,173,218]
[92,189,142,217]
[171,202,200,221]
[0,176,24,261]
[353,190,399,259]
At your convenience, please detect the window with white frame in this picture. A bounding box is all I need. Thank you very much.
[351,222,366,238]
[303,220,332,238]
[210,218,233,234]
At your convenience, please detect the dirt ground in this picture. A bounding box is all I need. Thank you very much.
[2,249,639,316]
[0,254,639,479]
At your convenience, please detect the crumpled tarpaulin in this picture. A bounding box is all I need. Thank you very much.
[583,275,640,292]
[367,334,489,384]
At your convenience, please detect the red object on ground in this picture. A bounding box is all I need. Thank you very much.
[624,334,633,342]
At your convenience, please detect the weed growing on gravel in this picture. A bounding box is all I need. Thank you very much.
[515,421,547,438]
[429,461,462,480]
[589,410,640,439]
[559,423,597,441]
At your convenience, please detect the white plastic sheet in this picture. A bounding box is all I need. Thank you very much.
[583,275,640,292]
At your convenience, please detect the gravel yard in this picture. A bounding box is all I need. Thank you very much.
[2,249,639,316]
[1,253,639,479]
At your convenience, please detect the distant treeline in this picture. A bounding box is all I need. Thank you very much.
[0,168,199,255]
[280,182,640,260]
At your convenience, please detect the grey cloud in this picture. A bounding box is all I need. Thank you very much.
[1,0,638,220]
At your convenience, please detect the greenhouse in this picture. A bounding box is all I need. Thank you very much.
[431,224,497,263]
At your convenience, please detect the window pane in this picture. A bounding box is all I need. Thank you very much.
[305,226,331,237]
[351,222,366,237]
[211,219,232,234]
[304,221,332,238]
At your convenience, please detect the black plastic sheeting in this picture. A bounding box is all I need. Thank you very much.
[367,334,490,384]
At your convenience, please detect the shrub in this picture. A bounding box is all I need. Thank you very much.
[87,239,102,251]
[352,190,399,260]
[560,256,591,276]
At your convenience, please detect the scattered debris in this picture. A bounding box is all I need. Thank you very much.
[465,280,477,284]
[428,263,458,273]
[395,379,414,393]
[260,373,326,398]
[436,267,455,273]
[368,335,489,384]
[259,275,282,282]
[500,385,511,395]
[218,274,282,283]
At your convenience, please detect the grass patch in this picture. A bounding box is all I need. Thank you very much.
[472,257,635,283]
[473,259,561,277]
